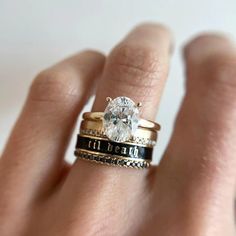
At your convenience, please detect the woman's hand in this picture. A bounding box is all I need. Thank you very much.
[0,23,236,236]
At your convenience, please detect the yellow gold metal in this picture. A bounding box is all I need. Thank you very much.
[82,112,161,131]
[76,155,150,169]
[80,120,157,142]
[136,102,142,108]
[79,133,154,147]
[106,97,112,102]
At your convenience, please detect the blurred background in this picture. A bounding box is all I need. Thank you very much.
[0,0,236,162]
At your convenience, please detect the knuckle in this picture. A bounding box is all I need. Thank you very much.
[198,152,227,181]
[30,69,80,104]
[108,44,168,87]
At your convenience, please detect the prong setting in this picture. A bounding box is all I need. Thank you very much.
[136,102,142,108]
[106,97,112,102]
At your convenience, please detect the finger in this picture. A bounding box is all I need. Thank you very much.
[0,51,105,201]
[61,24,172,232]
[159,34,236,229]
[93,24,172,119]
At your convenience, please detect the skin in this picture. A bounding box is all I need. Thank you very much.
[0,23,236,236]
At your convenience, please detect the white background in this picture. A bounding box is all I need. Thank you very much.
[0,0,236,162]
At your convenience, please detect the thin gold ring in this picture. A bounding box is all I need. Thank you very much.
[82,112,161,131]
[79,133,156,147]
[80,119,158,141]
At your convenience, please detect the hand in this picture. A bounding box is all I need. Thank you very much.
[0,23,235,236]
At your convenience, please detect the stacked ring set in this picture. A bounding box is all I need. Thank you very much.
[74,96,160,169]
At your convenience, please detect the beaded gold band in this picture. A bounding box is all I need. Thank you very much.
[80,120,158,144]
[80,129,156,147]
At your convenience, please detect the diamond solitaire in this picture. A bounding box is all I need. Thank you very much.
[103,97,140,142]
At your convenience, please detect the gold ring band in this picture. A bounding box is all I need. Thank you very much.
[80,120,158,140]
[79,132,156,148]
[80,119,157,145]
[82,112,161,131]
[80,130,156,147]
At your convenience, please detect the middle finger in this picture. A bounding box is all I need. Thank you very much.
[61,23,172,233]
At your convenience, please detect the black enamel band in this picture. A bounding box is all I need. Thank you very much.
[75,135,153,161]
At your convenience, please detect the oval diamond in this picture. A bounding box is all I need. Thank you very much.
[103,97,139,142]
